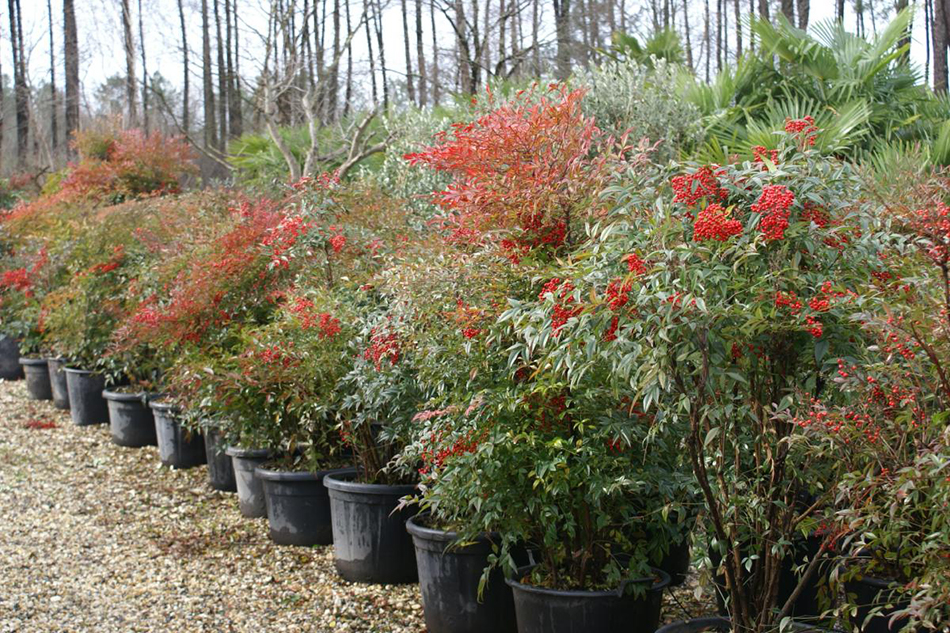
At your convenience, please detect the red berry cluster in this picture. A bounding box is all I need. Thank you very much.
[363,328,401,369]
[328,225,347,253]
[774,290,803,314]
[752,145,779,165]
[540,278,582,336]
[752,185,795,241]
[784,116,818,147]
[0,268,31,294]
[801,204,830,229]
[624,253,647,276]
[418,429,482,475]
[671,166,727,207]
[605,278,632,310]
[603,315,620,342]
[693,203,743,242]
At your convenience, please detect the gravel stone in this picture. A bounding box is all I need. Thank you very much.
[0,379,712,631]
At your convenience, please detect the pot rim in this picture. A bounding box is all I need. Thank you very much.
[149,399,181,414]
[102,389,149,402]
[505,563,670,597]
[255,465,355,482]
[323,470,418,495]
[405,512,501,545]
[63,367,100,376]
[225,446,272,459]
[18,357,48,367]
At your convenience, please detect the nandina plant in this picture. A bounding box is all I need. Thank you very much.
[587,120,890,630]
[0,246,55,354]
[796,170,950,628]
[175,287,355,469]
[404,84,632,264]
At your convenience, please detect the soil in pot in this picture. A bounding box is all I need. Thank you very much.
[226,447,272,518]
[505,565,669,633]
[65,369,109,426]
[0,335,22,380]
[844,571,911,633]
[150,401,206,468]
[407,513,519,633]
[257,465,356,546]
[103,389,158,447]
[204,428,236,492]
[19,358,52,400]
[46,358,70,409]
[324,471,419,584]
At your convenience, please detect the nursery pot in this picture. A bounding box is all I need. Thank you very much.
[150,401,206,468]
[844,570,910,633]
[0,335,22,380]
[46,358,70,409]
[406,513,518,633]
[103,390,158,447]
[226,447,272,518]
[204,428,236,492]
[659,537,692,587]
[64,369,108,426]
[324,471,419,584]
[505,565,669,633]
[19,358,52,400]
[256,465,356,546]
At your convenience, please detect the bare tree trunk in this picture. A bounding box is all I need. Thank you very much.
[935,0,949,92]
[553,0,571,80]
[138,0,149,135]
[797,0,809,29]
[734,0,742,57]
[683,0,694,69]
[532,0,540,74]
[48,0,58,153]
[416,0,427,106]
[213,0,227,147]
[748,0,755,51]
[226,0,242,138]
[121,0,138,128]
[330,0,341,119]
[498,0,507,77]
[835,0,844,21]
[780,0,795,23]
[9,0,29,165]
[374,0,389,108]
[716,0,722,72]
[177,0,190,135]
[401,0,416,103]
[704,0,710,81]
[364,0,378,105]
[759,0,770,23]
[344,0,354,115]
[201,0,218,149]
[64,0,79,155]
[430,0,440,104]
[578,0,590,66]
[926,0,933,80]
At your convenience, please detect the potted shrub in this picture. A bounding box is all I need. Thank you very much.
[798,170,950,631]
[0,248,54,395]
[392,85,681,632]
[602,121,888,631]
[326,306,424,583]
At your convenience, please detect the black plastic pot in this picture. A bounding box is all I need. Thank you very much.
[46,358,70,409]
[64,369,108,426]
[407,514,518,633]
[844,572,910,633]
[204,428,236,492]
[0,335,22,380]
[659,538,692,587]
[226,447,272,518]
[103,390,158,447]
[19,358,52,400]
[324,471,419,584]
[150,401,206,468]
[505,565,669,633]
[256,465,356,546]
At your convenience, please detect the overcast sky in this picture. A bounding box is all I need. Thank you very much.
[5,0,933,110]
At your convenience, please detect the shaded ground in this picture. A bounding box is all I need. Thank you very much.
[0,378,709,632]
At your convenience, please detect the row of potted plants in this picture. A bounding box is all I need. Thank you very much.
[0,93,947,633]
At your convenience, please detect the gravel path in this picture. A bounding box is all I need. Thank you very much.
[0,380,424,633]
[0,378,709,632]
